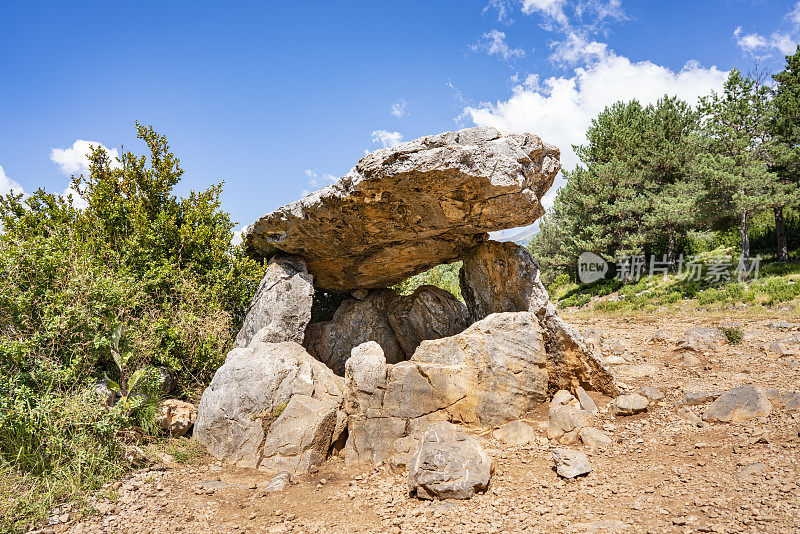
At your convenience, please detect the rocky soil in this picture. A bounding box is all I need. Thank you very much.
[46,311,800,534]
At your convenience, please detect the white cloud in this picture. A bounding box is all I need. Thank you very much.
[231,225,245,247]
[483,0,515,24]
[790,1,800,27]
[522,0,569,28]
[0,164,24,196]
[733,26,796,57]
[465,49,726,208]
[391,98,408,118]
[471,30,526,61]
[50,139,120,177]
[550,32,608,64]
[371,130,404,149]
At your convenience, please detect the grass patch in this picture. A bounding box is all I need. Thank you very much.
[154,437,207,466]
[555,256,800,314]
[721,326,743,344]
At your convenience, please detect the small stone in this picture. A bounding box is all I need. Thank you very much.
[492,420,537,446]
[636,386,664,402]
[579,427,612,450]
[575,386,598,416]
[551,448,591,478]
[703,384,772,423]
[611,394,649,416]
[261,473,290,494]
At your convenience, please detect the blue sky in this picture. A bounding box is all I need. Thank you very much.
[1,1,798,236]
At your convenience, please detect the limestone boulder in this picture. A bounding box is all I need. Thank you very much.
[551,448,591,478]
[703,384,772,423]
[304,289,405,376]
[611,393,649,416]
[194,338,344,468]
[158,399,197,437]
[458,240,618,396]
[244,127,560,291]
[408,422,493,500]
[459,240,550,320]
[259,395,338,474]
[343,313,550,465]
[386,285,471,356]
[492,420,537,446]
[409,311,549,425]
[234,255,314,348]
[677,327,727,353]
[538,302,619,396]
[343,342,406,465]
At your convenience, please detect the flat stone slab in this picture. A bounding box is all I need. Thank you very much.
[244,127,560,291]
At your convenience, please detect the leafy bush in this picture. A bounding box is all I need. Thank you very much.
[0,124,265,530]
[394,262,463,301]
[722,326,743,344]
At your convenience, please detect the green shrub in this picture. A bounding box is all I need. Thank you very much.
[722,326,743,344]
[0,124,265,530]
[394,262,463,301]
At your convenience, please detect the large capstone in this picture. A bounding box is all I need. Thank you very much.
[244,127,560,291]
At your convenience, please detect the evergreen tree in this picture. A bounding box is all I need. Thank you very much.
[641,96,700,268]
[696,69,778,274]
[770,46,800,261]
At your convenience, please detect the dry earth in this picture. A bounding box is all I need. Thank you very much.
[41,310,800,534]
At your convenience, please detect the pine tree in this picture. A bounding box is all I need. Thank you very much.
[770,46,800,262]
[696,69,778,274]
[641,96,700,269]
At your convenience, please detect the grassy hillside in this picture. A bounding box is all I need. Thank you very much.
[550,249,800,315]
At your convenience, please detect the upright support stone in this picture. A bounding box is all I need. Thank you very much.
[386,285,471,356]
[459,240,550,320]
[234,254,314,348]
[459,240,618,396]
[304,289,405,376]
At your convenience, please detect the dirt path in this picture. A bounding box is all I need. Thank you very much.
[55,311,800,534]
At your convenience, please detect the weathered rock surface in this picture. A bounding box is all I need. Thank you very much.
[194,338,344,469]
[244,127,560,291]
[409,312,549,424]
[459,240,550,320]
[539,303,619,396]
[408,422,493,500]
[158,399,197,437]
[548,404,592,445]
[612,394,649,416]
[703,384,772,423]
[458,240,618,396]
[677,326,726,353]
[234,255,314,348]
[386,285,471,356]
[575,386,598,416]
[258,394,338,474]
[579,427,612,449]
[551,448,591,478]
[492,420,537,446]
[304,289,405,376]
[344,313,549,464]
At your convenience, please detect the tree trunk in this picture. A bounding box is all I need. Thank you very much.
[667,231,676,271]
[741,210,750,276]
[774,206,789,262]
